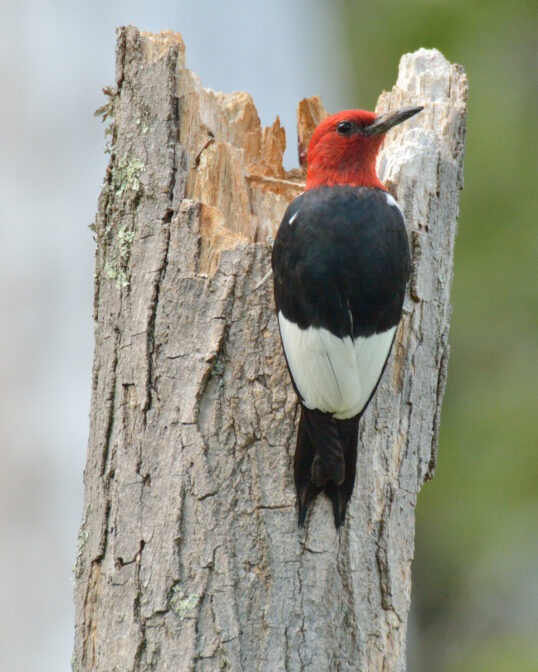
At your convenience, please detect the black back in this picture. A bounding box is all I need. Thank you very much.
[272,185,411,339]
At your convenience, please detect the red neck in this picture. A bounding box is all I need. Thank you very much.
[305,160,385,190]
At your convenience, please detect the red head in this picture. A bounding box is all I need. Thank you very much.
[305,106,423,190]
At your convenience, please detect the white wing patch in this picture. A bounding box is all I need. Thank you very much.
[288,210,299,225]
[278,312,396,419]
[384,192,401,211]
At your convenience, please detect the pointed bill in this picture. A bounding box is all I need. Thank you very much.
[363,105,424,136]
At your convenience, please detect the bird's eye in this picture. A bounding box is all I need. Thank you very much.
[336,120,353,135]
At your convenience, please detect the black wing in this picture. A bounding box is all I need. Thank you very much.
[272,185,410,341]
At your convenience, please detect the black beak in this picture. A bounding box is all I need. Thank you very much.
[363,105,424,136]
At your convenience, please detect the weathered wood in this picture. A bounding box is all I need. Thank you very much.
[73,26,466,672]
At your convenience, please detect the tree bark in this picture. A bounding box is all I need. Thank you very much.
[73,26,467,672]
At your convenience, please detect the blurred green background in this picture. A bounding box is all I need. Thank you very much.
[341,1,537,670]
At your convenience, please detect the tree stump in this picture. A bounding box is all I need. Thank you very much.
[73,26,467,672]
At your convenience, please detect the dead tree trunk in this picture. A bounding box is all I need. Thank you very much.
[73,26,467,672]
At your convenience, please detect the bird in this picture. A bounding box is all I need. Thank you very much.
[271,105,423,528]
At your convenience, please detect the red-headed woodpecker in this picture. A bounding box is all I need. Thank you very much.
[272,105,423,528]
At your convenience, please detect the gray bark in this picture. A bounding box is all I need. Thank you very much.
[73,26,467,672]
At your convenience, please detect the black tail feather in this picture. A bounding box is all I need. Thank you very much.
[294,408,320,527]
[294,406,360,528]
[297,481,318,528]
[324,416,359,527]
[303,408,345,485]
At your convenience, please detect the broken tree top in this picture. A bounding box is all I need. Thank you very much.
[103,28,465,274]
[122,29,328,251]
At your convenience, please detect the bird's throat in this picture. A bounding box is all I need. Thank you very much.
[305,162,384,190]
[305,134,386,190]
